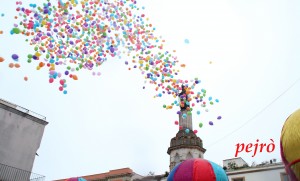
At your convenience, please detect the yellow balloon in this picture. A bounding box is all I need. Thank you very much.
[281,109,300,180]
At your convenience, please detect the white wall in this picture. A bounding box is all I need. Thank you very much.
[228,167,286,181]
[169,148,204,170]
[0,103,47,172]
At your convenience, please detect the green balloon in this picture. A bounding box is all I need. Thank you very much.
[199,123,203,128]
[12,28,21,34]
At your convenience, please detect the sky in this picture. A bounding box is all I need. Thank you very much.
[0,0,300,180]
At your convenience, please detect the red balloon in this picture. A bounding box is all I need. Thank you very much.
[59,79,65,85]
[49,78,54,83]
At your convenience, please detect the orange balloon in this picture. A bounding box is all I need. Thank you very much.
[14,63,20,68]
[39,62,45,67]
[24,76,28,81]
[8,63,14,68]
[0,57,4,62]
[72,75,78,80]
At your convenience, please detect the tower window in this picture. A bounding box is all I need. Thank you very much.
[186,152,193,159]
[174,153,180,166]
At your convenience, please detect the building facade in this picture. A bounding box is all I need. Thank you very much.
[0,99,48,181]
[224,158,289,181]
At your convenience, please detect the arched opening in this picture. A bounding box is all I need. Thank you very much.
[186,152,193,159]
[174,153,180,166]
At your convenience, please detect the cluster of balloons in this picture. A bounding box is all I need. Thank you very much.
[3,0,221,129]
[174,114,222,131]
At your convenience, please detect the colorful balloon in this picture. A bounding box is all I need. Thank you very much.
[281,109,300,181]
[8,63,14,68]
[4,0,221,128]
[199,123,203,128]
[168,158,228,181]
[14,63,20,68]
[11,54,19,60]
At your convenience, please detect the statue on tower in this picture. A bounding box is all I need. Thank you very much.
[178,84,189,111]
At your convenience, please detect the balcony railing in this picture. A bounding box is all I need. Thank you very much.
[0,162,45,181]
[0,98,46,121]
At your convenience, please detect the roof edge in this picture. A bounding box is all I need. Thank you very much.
[0,99,48,125]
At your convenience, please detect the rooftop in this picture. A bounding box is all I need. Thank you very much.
[226,162,285,175]
[0,98,48,125]
[54,168,137,181]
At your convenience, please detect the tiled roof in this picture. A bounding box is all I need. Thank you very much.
[54,168,133,181]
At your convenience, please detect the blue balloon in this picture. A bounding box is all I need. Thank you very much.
[185,129,190,133]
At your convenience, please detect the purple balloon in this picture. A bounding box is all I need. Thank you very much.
[11,54,19,60]
[110,46,114,53]
[217,116,222,120]
[209,121,214,125]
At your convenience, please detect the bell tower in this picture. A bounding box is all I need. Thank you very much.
[167,85,206,171]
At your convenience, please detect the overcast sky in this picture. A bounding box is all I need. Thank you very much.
[0,0,300,180]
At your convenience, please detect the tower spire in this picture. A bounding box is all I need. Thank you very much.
[167,84,206,171]
[178,84,192,130]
